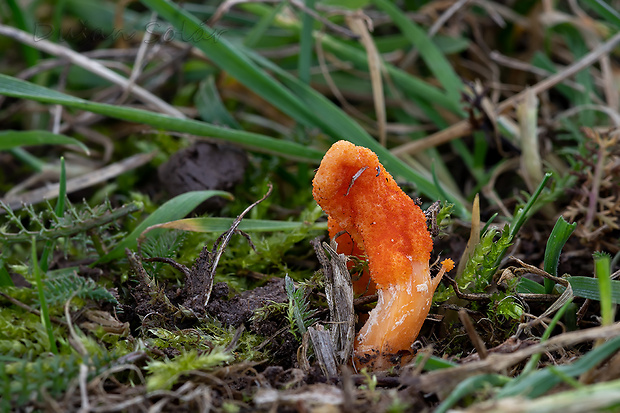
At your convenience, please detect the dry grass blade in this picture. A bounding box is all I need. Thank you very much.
[457,194,480,278]
[346,12,387,147]
[307,325,339,377]
[322,241,355,365]
[0,24,184,118]
[0,152,156,211]
[517,88,543,193]
[197,183,273,308]
[392,30,620,155]
[463,378,620,413]
[459,308,488,359]
[403,322,620,394]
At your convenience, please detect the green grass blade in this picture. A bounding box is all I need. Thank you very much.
[0,74,322,162]
[298,0,315,84]
[97,190,232,263]
[475,173,552,282]
[412,354,457,372]
[517,277,546,294]
[436,374,512,413]
[40,157,67,272]
[243,1,285,48]
[5,0,39,66]
[521,300,573,376]
[498,377,620,412]
[241,3,464,118]
[0,262,13,287]
[141,217,327,234]
[8,147,45,172]
[136,1,468,215]
[195,76,240,128]
[568,276,620,304]
[0,130,89,154]
[139,0,320,129]
[543,216,577,293]
[581,0,620,29]
[371,0,462,102]
[509,173,552,239]
[320,34,464,119]
[496,335,620,399]
[245,48,469,216]
[594,252,613,326]
[32,236,58,354]
[55,157,67,217]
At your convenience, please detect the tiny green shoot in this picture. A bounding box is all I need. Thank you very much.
[543,216,577,293]
[40,157,67,272]
[32,236,58,354]
[594,252,614,326]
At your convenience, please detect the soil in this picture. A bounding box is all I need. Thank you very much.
[207,278,287,328]
[207,278,301,369]
[158,141,248,210]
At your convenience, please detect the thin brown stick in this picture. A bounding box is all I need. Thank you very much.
[459,308,488,359]
[511,257,570,287]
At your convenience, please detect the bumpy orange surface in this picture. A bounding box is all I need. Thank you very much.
[328,217,376,296]
[312,141,432,287]
[313,140,451,369]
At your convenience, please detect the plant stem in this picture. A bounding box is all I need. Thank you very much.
[32,237,58,354]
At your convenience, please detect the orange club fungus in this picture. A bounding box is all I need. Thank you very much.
[312,140,454,370]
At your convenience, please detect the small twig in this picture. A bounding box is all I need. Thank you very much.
[459,308,488,359]
[142,257,192,278]
[490,51,591,95]
[225,325,246,352]
[118,11,157,104]
[315,32,375,129]
[65,291,88,357]
[424,200,442,237]
[353,294,378,308]
[510,257,569,287]
[52,64,70,135]
[346,166,369,196]
[444,275,493,301]
[347,11,386,146]
[126,249,156,290]
[235,230,257,252]
[78,363,90,413]
[584,129,613,230]
[401,0,471,69]
[340,365,356,413]
[202,184,273,307]
[445,273,559,303]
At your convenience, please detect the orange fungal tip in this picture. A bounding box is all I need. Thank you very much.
[442,258,455,272]
[312,140,447,371]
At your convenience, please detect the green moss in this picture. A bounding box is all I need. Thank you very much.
[145,348,232,391]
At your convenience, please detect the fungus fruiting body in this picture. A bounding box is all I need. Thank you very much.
[312,140,454,370]
[328,218,376,296]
